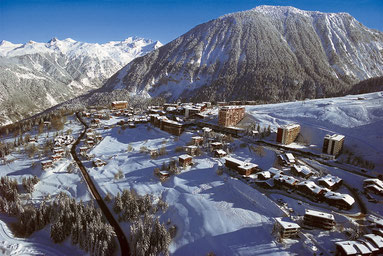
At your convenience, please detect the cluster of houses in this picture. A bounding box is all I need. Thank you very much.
[335,234,383,255]
[41,135,74,170]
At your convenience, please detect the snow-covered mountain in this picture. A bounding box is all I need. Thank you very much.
[101,5,383,102]
[0,37,162,125]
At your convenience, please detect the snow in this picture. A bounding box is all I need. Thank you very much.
[246,91,383,168]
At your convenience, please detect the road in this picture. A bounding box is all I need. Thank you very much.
[71,113,130,256]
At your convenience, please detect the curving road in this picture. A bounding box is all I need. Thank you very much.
[71,113,130,256]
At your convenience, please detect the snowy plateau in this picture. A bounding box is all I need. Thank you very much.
[0,91,382,255]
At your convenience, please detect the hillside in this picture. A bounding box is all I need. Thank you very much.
[0,37,161,126]
[101,5,383,102]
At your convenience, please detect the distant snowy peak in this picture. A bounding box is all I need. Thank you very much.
[101,5,383,102]
[0,36,161,126]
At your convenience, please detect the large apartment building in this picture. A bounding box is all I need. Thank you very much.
[218,106,245,127]
[276,124,300,145]
[303,209,335,230]
[322,134,345,157]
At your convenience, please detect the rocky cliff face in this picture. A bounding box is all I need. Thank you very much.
[0,37,161,125]
[102,6,383,102]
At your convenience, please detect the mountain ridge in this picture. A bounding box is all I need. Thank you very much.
[0,37,162,125]
[100,5,383,102]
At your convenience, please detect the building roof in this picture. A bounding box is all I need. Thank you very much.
[224,156,245,166]
[297,181,324,194]
[112,101,128,105]
[318,174,342,187]
[276,217,300,230]
[258,171,271,179]
[179,154,192,160]
[268,167,283,176]
[192,136,203,140]
[325,134,345,141]
[214,149,227,155]
[335,241,370,255]
[211,142,223,146]
[220,106,245,110]
[305,209,334,220]
[280,123,300,130]
[293,164,313,176]
[285,153,295,162]
[159,171,170,176]
[41,160,53,164]
[239,162,258,170]
[324,191,355,206]
[364,178,383,189]
[364,234,383,248]
[274,174,299,185]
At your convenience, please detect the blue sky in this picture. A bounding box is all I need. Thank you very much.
[1,0,382,44]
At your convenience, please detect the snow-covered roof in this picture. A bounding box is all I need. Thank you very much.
[324,191,355,206]
[179,154,192,160]
[41,160,53,164]
[239,162,258,170]
[305,209,334,220]
[211,142,223,146]
[214,149,227,155]
[325,134,345,141]
[258,171,271,179]
[202,127,212,132]
[162,119,183,126]
[280,123,300,130]
[297,181,324,194]
[192,136,203,140]
[364,234,383,248]
[220,106,244,110]
[185,145,197,149]
[275,217,300,230]
[364,179,383,189]
[112,101,127,104]
[318,174,342,187]
[365,184,383,193]
[159,171,169,176]
[285,153,295,162]
[268,167,283,176]
[335,241,370,255]
[224,156,244,166]
[293,164,313,176]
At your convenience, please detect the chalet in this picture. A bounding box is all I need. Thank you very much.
[324,191,355,209]
[191,136,204,146]
[103,125,111,129]
[51,154,62,162]
[278,153,295,166]
[160,119,184,136]
[93,158,107,167]
[210,142,223,151]
[224,157,259,176]
[276,124,300,145]
[268,167,284,177]
[129,122,136,128]
[202,127,212,136]
[296,181,325,201]
[28,137,37,143]
[291,164,314,178]
[364,234,383,253]
[273,174,299,190]
[90,123,98,129]
[335,240,371,256]
[275,217,300,239]
[364,179,383,195]
[213,149,227,158]
[79,146,88,155]
[41,160,53,170]
[53,147,65,156]
[95,135,103,143]
[184,106,201,118]
[257,171,271,180]
[255,179,275,189]
[179,154,193,167]
[86,140,95,147]
[184,145,198,156]
[83,112,91,118]
[318,174,343,190]
[112,101,128,110]
[304,209,335,230]
[159,170,170,179]
[86,132,95,139]
[91,118,100,124]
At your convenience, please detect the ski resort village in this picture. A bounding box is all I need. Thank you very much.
[0,91,382,255]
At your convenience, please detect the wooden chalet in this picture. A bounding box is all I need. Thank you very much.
[51,154,62,162]
[213,149,227,158]
[41,160,53,170]
[224,157,259,176]
[291,164,314,178]
[318,174,343,190]
[179,154,193,167]
[184,145,198,156]
[210,142,223,151]
[93,158,107,167]
[191,136,203,146]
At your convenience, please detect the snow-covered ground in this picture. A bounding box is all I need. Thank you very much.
[0,115,91,254]
[246,91,383,168]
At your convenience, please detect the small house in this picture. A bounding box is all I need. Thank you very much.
[179,154,193,167]
[159,170,170,179]
[93,158,107,167]
[257,171,271,180]
[275,217,300,239]
[51,154,62,162]
[87,140,95,147]
[191,136,204,146]
[41,160,53,170]
[79,146,88,155]
[318,174,343,190]
[324,191,355,210]
[184,145,198,156]
[296,181,325,201]
[291,164,314,178]
[213,149,227,158]
[210,142,223,151]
